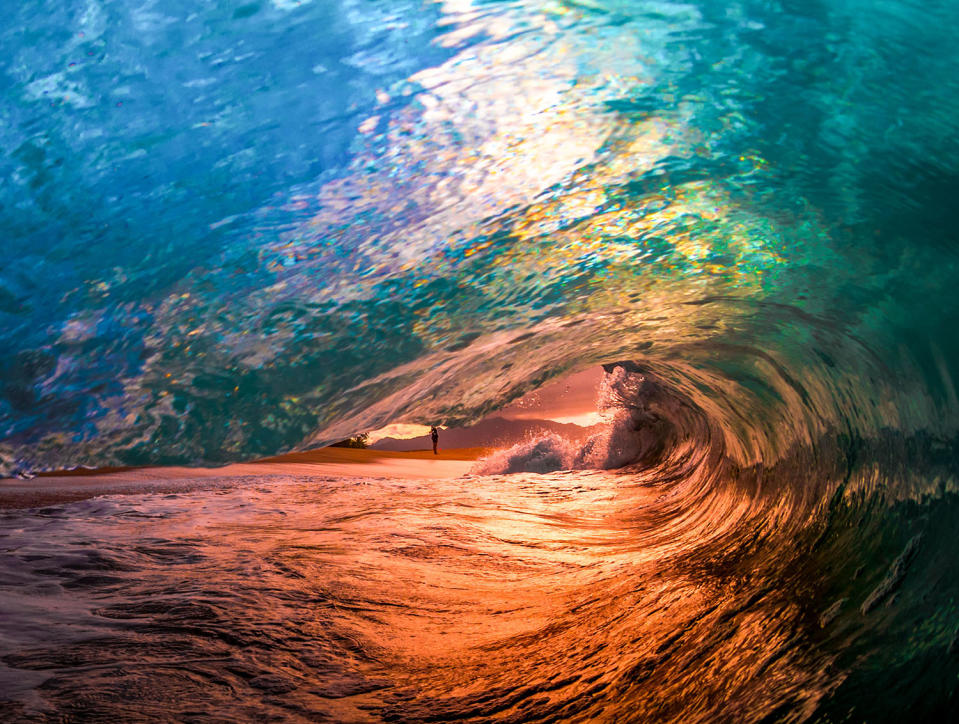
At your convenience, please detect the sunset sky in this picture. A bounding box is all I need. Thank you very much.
[496,367,605,426]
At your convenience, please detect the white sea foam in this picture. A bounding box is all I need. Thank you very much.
[471,434,577,474]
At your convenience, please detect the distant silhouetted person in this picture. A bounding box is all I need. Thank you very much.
[430,426,439,455]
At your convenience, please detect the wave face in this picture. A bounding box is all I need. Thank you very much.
[3,0,959,719]
[3,0,957,474]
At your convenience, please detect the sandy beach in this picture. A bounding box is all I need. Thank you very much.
[0,447,489,510]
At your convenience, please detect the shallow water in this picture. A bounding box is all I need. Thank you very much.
[2,462,957,722]
[0,472,657,721]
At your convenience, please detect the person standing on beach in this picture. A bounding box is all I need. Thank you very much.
[430,426,439,455]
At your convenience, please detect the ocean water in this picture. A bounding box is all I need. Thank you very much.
[3,0,959,720]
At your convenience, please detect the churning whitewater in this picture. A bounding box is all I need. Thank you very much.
[3,0,959,721]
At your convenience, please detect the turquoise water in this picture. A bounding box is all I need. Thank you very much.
[3,0,959,720]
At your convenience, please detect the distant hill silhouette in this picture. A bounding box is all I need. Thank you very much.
[371,416,601,451]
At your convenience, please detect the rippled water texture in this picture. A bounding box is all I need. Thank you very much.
[0,469,929,721]
[4,0,959,720]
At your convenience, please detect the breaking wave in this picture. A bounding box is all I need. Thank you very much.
[3,0,959,719]
[474,364,697,474]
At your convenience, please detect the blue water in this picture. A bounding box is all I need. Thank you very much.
[3,0,959,720]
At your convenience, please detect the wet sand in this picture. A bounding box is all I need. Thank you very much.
[0,447,488,510]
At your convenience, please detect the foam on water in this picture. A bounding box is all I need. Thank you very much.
[475,366,674,473]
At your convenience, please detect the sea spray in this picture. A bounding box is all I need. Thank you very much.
[472,433,577,474]
[474,365,691,474]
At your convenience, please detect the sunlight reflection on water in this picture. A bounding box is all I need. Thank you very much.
[0,470,839,722]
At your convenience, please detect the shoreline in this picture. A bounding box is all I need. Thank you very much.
[0,446,489,511]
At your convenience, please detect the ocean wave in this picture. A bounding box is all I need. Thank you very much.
[3,1,959,717]
[473,364,698,474]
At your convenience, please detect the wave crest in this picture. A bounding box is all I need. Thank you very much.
[474,364,701,475]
